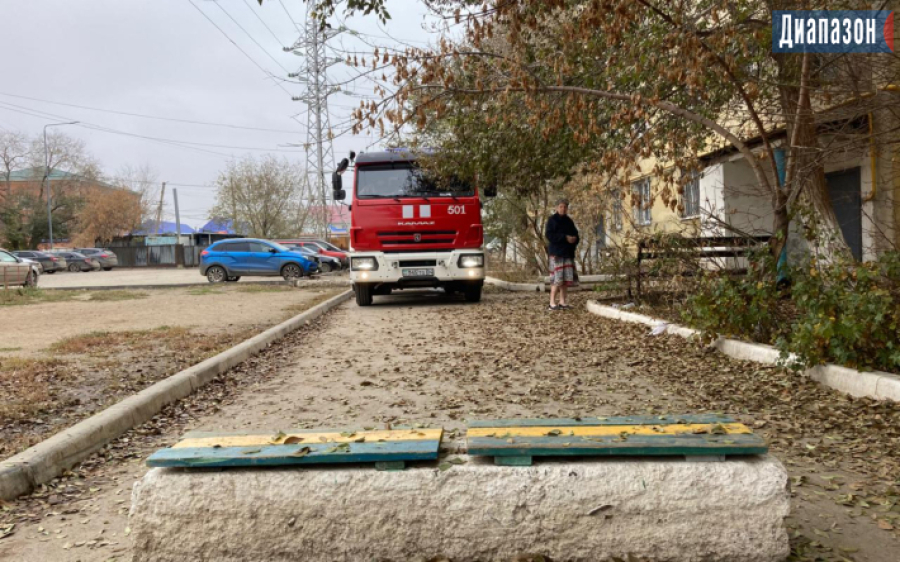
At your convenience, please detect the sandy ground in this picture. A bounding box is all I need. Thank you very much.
[1,290,898,561]
[36,267,349,290]
[0,286,334,357]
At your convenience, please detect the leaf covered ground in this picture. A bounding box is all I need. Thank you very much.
[0,290,897,561]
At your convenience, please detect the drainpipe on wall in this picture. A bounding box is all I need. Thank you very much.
[773,147,789,285]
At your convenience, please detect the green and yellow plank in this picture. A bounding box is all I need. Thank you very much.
[467,415,767,466]
[147,427,442,470]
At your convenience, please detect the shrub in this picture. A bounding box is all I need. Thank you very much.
[778,252,900,373]
[682,251,900,374]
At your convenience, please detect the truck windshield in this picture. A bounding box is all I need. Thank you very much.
[356,164,474,199]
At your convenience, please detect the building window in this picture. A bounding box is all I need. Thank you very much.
[682,172,700,218]
[632,178,652,226]
[609,189,623,231]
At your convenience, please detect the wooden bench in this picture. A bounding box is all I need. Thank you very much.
[634,235,770,298]
[467,414,767,466]
[147,426,443,471]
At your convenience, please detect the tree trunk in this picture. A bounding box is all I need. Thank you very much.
[776,53,851,262]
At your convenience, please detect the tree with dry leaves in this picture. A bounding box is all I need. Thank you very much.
[73,186,143,247]
[210,155,312,239]
[337,0,899,265]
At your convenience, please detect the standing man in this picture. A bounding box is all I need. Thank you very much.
[545,198,579,310]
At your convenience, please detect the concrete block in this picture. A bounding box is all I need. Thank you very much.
[874,373,900,402]
[131,456,790,562]
[807,365,881,399]
[714,339,782,364]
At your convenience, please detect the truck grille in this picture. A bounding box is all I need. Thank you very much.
[377,231,457,246]
[399,260,437,267]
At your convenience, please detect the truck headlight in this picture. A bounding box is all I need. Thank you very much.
[458,254,484,268]
[351,257,378,271]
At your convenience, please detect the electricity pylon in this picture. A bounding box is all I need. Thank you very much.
[284,9,343,237]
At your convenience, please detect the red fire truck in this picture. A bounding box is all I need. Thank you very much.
[332,149,493,306]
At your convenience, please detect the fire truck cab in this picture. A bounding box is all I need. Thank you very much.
[332,149,489,306]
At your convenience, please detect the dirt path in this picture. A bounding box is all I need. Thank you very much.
[1,290,898,561]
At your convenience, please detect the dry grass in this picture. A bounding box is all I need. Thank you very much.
[235,284,293,293]
[49,326,190,355]
[87,290,148,302]
[0,288,146,306]
[0,357,70,423]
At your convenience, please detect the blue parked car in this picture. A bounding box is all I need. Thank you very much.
[199,239,318,283]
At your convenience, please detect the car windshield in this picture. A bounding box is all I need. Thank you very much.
[319,242,341,252]
[356,163,474,199]
[268,242,291,252]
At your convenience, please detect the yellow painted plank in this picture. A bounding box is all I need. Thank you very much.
[172,428,442,449]
[467,423,752,438]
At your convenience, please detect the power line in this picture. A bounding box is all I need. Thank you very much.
[276,0,304,36]
[212,0,291,74]
[0,100,308,155]
[185,0,294,98]
[0,91,304,134]
[240,0,287,46]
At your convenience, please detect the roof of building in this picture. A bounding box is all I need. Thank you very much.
[132,221,196,235]
[4,167,115,188]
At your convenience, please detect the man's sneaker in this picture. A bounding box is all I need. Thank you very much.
[548,304,560,311]
[558,304,573,309]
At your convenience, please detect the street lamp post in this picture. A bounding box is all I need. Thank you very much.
[43,121,79,250]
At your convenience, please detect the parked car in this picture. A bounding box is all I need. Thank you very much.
[12,250,65,273]
[0,248,38,287]
[199,239,318,283]
[285,244,342,273]
[75,248,119,271]
[19,257,43,274]
[49,251,101,272]
[280,240,348,268]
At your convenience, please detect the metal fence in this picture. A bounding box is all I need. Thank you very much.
[111,245,207,268]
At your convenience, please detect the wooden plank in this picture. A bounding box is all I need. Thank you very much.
[468,433,767,458]
[173,428,441,449]
[495,456,532,466]
[468,423,751,439]
[147,440,441,469]
[467,414,735,428]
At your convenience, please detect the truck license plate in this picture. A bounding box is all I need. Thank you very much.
[402,268,434,277]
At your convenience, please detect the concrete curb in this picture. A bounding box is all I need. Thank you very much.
[585,301,900,403]
[484,276,543,292]
[486,275,616,293]
[0,290,353,501]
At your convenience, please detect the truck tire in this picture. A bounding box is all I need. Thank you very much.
[464,284,482,303]
[355,283,373,306]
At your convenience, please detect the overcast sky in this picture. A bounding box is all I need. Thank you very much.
[0,0,436,227]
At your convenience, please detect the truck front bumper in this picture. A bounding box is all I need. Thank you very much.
[349,250,485,285]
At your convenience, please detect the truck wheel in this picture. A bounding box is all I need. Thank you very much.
[464,284,482,303]
[355,284,373,306]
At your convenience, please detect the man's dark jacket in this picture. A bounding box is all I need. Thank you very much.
[545,212,579,258]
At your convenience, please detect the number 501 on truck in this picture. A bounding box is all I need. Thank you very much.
[332,149,495,306]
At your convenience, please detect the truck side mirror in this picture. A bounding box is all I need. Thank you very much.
[332,171,345,201]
